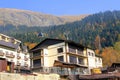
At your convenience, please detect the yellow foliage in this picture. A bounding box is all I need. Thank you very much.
[101,47,119,67]
[24,42,37,49]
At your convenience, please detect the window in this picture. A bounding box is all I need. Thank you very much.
[69,55,77,64]
[57,48,63,53]
[88,52,94,56]
[0,50,4,55]
[99,58,101,63]
[92,53,94,56]
[78,49,83,54]
[58,56,64,62]
[95,58,97,62]
[88,52,91,56]
[33,59,41,67]
[33,51,42,57]
[78,58,84,65]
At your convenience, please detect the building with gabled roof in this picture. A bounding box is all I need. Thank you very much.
[30,38,102,75]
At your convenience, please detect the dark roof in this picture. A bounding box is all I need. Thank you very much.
[0,40,20,49]
[31,38,85,51]
[111,63,120,68]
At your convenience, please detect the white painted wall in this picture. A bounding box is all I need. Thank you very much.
[0,47,30,68]
[43,42,66,67]
[95,57,102,68]
[86,48,103,74]
[43,49,49,67]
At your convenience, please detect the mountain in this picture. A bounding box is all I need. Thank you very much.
[60,15,89,23]
[46,11,120,48]
[0,8,87,27]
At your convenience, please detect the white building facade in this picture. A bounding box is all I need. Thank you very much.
[86,48,102,74]
[31,38,103,75]
[0,33,30,72]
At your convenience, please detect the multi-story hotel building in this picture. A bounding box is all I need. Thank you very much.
[30,38,102,75]
[0,33,30,73]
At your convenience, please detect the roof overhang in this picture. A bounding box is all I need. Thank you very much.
[54,60,87,68]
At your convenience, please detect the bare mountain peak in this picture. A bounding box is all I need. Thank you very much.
[0,8,88,27]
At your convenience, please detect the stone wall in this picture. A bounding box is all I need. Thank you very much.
[0,72,60,80]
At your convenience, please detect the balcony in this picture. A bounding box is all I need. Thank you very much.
[31,53,43,59]
[24,57,28,61]
[0,51,4,56]
[17,56,21,59]
[24,64,28,67]
[17,62,21,66]
[78,61,85,66]
[68,48,85,56]
[68,48,76,53]
[6,53,15,58]
[77,50,84,56]
[33,64,41,68]
[17,50,21,53]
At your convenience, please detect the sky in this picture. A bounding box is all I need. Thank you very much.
[0,0,119,16]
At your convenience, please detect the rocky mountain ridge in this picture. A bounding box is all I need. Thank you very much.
[0,8,88,27]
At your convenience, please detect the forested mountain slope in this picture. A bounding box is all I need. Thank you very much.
[47,11,120,49]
